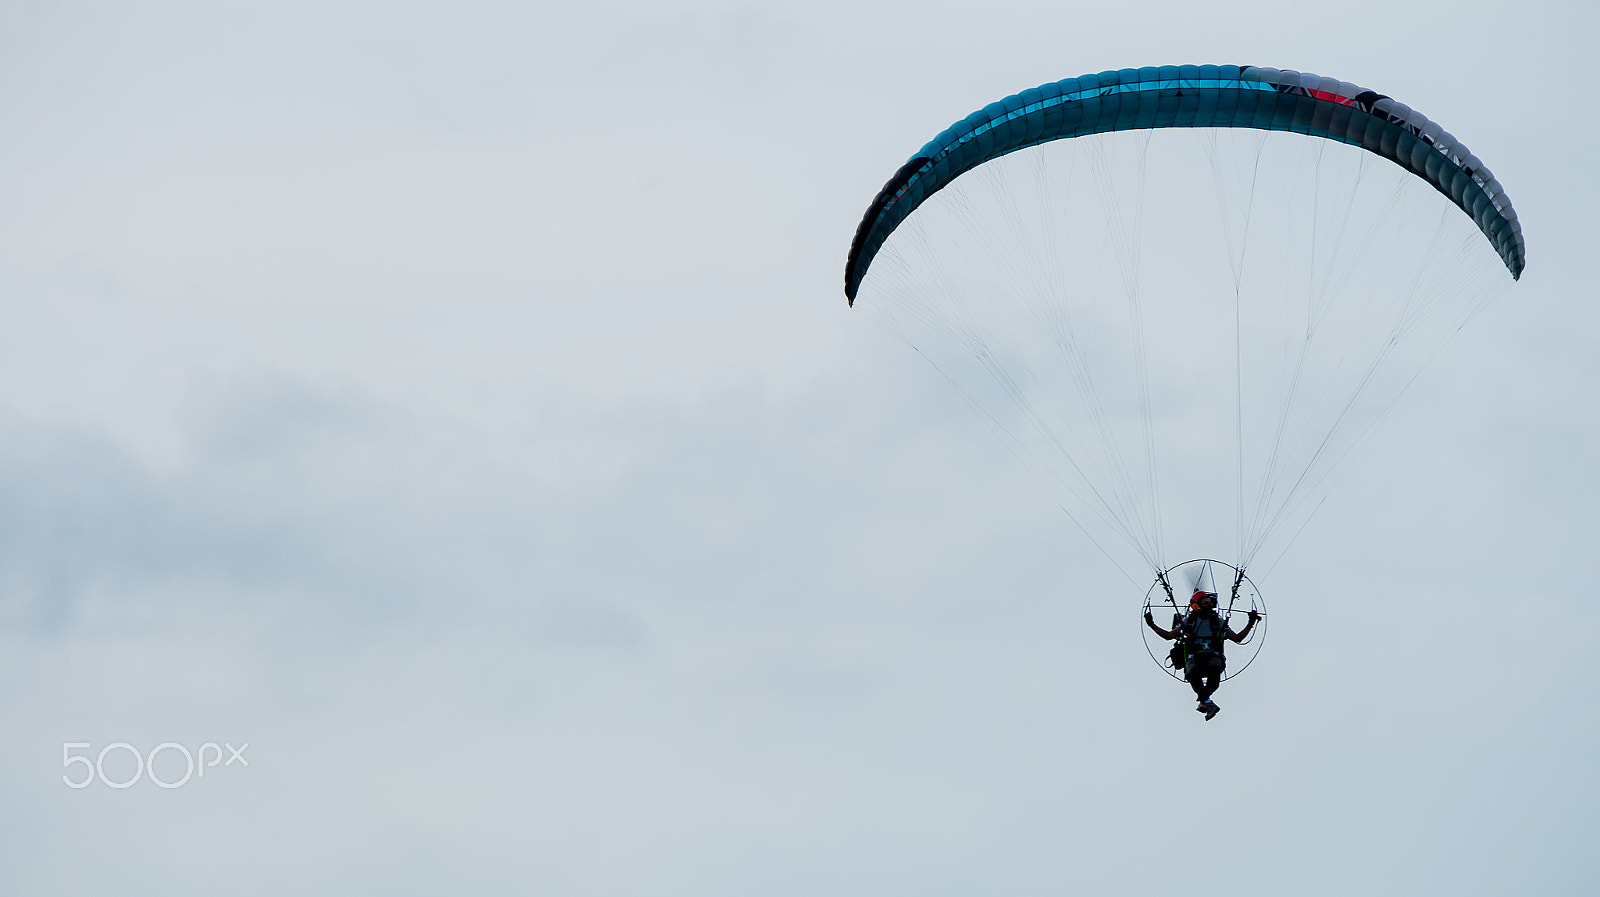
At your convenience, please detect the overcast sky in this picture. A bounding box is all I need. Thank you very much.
[0,1,1595,894]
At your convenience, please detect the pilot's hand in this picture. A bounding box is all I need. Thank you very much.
[1144,611,1155,625]
[1248,609,1261,622]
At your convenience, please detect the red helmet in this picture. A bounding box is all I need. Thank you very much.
[1190,590,1217,609]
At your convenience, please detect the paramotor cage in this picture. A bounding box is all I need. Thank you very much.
[1141,559,1267,682]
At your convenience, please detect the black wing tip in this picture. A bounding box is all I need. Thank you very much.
[843,156,932,309]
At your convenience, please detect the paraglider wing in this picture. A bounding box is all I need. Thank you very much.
[844,64,1525,304]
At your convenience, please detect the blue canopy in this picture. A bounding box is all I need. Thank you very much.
[845,65,1525,303]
